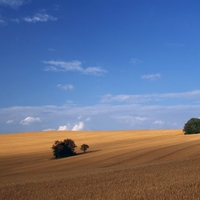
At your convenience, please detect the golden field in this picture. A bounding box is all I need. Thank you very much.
[1,129,200,200]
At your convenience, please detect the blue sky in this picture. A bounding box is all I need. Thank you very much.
[1,0,200,133]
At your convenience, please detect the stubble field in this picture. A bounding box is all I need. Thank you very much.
[1,129,200,200]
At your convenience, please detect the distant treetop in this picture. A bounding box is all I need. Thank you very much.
[183,118,200,135]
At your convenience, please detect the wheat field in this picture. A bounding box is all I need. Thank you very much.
[1,129,200,200]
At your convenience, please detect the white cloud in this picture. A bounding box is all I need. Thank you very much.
[43,60,107,76]
[135,117,146,121]
[20,116,41,125]
[2,89,200,133]
[114,115,146,126]
[24,13,57,23]
[101,90,200,104]
[141,73,161,80]
[83,67,107,76]
[58,125,69,131]
[9,11,57,23]
[0,0,27,8]
[160,90,200,98]
[44,60,83,72]
[6,120,14,124]
[72,122,84,131]
[101,94,132,103]
[154,120,165,125]
[57,84,74,90]
[58,122,84,131]
[1,102,200,133]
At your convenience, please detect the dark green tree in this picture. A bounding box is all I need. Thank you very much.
[52,139,77,158]
[183,118,200,134]
[80,144,89,153]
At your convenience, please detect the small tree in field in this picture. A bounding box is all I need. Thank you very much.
[52,139,77,158]
[81,144,89,153]
[183,118,200,134]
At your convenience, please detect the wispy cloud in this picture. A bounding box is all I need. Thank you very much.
[154,120,165,125]
[10,11,57,24]
[1,101,200,132]
[43,60,107,76]
[20,116,41,125]
[11,18,20,23]
[130,58,142,65]
[86,117,91,122]
[114,115,146,126]
[6,120,14,124]
[24,12,57,23]
[44,60,82,72]
[57,84,74,90]
[48,48,55,52]
[101,90,200,104]
[141,73,161,80]
[83,67,107,76]
[0,0,28,8]
[1,90,200,132]
[0,18,6,24]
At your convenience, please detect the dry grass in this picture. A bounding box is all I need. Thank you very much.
[1,129,200,199]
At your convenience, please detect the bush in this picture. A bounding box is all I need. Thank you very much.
[183,118,200,134]
[80,144,89,153]
[52,139,77,158]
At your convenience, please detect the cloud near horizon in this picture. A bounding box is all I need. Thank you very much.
[154,120,165,125]
[1,89,200,133]
[58,125,68,131]
[58,122,84,131]
[43,60,107,76]
[72,122,84,131]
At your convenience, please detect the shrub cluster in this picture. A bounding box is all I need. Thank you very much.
[52,139,77,159]
[52,138,89,159]
[183,118,200,134]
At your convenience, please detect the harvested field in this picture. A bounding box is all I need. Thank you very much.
[1,130,200,199]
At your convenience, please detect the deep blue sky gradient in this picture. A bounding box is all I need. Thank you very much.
[1,0,200,133]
